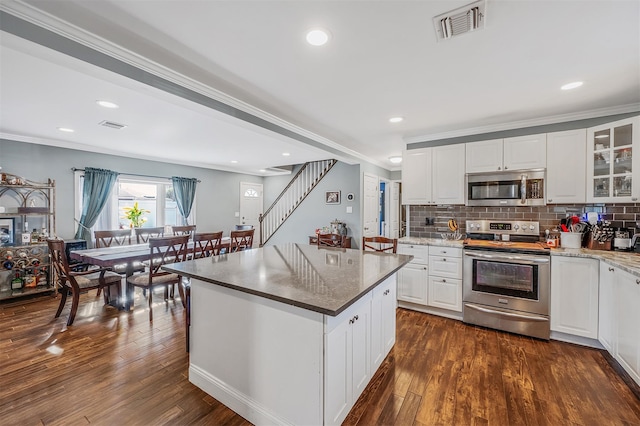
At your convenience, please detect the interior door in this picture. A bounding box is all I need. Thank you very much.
[363,174,378,238]
[239,182,263,243]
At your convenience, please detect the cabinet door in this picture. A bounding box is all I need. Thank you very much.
[503,134,547,171]
[614,268,640,384]
[371,277,397,372]
[550,256,599,338]
[465,139,503,173]
[324,319,351,425]
[350,302,370,401]
[402,148,432,204]
[397,263,428,305]
[598,262,615,352]
[428,276,462,312]
[546,129,587,204]
[432,144,465,205]
[587,116,640,203]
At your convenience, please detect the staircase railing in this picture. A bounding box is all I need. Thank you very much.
[259,159,337,246]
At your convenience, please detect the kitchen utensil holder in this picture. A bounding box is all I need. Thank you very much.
[587,234,612,251]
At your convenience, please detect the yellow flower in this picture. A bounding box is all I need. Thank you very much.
[121,201,150,228]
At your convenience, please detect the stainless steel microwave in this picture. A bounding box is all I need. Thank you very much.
[465,170,545,206]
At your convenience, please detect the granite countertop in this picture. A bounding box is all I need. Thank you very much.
[551,248,640,277]
[162,243,413,316]
[398,236,465,248]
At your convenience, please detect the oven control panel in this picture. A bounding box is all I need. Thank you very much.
[466,220,539,235]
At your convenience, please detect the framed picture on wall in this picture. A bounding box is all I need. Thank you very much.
[325,191,341,205]
[0,218,15,246]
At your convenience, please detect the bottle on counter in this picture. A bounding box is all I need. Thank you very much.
[11,272,23,290]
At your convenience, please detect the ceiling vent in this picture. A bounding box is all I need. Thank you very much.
[433,0,486,41]
[98,120,127,130]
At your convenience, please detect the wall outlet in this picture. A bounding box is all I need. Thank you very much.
[234,212,240,217]
[346,206,353,214]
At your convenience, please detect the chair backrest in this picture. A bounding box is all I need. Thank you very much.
[135,226,165,244]
[193,231,223,258]
[147,235,189,280]
[317,233,345,248]
[47,239,75,289]
[234,224,254,231]
[172,225,197,237]
[95,229,133,248]
[229,229,255,252]
[362,236,398,254]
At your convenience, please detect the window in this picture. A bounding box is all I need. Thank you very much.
[74,173,195,233]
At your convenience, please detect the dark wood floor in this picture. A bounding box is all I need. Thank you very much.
[1,291,638,425]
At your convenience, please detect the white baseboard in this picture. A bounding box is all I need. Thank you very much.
[550,331,604,349]
[397,301,463,321]
[189,364,295,426]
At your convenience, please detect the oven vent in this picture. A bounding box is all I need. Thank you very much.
[98,120,127,130]
[433,0,486,41]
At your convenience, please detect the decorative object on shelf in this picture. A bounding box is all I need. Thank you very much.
[0,218,14,246]
[122,201,150,228]
[325,190,341,205]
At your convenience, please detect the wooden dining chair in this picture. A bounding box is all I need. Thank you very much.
[126,235,189,322]
[134,226,165,244]
[47,239,123,326]
[95,229,133,248]
[229,229,254,252]
[317,233,346,248]
[172,225,197,238]
[362,236,398,254]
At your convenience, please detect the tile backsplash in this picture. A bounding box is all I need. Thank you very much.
[408,204,640,239]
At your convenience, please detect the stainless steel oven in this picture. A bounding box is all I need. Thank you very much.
[463,220,551,339]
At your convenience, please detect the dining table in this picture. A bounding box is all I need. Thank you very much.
[69,238,231,310]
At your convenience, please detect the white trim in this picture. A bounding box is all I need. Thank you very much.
[0,1,383,169]
[404,104,640,144]
[189,365,295,426]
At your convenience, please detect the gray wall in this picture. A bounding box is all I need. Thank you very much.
[263,161,362,248]
[0,139,261,239]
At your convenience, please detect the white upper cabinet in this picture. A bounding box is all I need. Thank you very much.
[402,148,431,205]
[466,134,546,173]
[587,116,640,203]
[402,145,465,205]
[432,144,466,205]
[503,134,547,170]
[546,129,587,203]
[465,139,504,173]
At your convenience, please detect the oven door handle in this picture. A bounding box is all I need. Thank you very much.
[464,251,549,264]
[465,303,549,322]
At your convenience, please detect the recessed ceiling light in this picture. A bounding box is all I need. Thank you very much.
[231,160,238,164]
[561,81,583,90]
[389,117,404,123]
[57,127,74,133]
[306,29,330,46]
[282,152,291,157]
[96,100,119,109]
[389,156,403,164]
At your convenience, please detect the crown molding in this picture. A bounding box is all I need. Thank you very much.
[405,103,640,144]
[1,1,388,170]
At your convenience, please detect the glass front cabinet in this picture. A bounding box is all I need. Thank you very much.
[587,116,640,203]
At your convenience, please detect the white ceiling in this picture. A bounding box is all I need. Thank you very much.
[1,0,639,175]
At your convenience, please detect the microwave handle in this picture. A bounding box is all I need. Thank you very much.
[520,174,527,205]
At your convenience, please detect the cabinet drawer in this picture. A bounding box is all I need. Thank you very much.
[428,276,462,312]
[397,244,429,264]
[428,255,462,279]
[429,246,462,258]
[324,291,372,334]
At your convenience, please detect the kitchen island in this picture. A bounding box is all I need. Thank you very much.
[163,243,412,426]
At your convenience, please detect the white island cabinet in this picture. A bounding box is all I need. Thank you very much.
[164,244,412,426]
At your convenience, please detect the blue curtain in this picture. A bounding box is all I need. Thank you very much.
[172,176,198,225]
[74,167,119,244]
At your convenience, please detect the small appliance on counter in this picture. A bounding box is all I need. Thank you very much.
[613,229,634,252]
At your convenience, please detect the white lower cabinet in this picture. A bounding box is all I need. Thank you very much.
[614,267,640,385]
[598,262,615,352]
[371,276,397,372]
[550,256,599,338]
[428,247,462,312]
[325,294,371,425]
[325,275,397,426]
[397,245,429,305]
